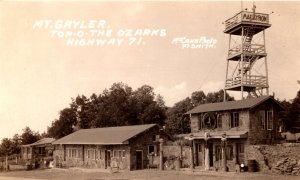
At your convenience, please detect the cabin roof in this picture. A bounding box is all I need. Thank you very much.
[21,138,55,147]
[186,96,284,114]
[52,124,164,145]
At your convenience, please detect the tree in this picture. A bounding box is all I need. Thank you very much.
[132,85,166,125]
[47,108,77,139]
[206,89,234,104]
[286,90,300,132]
[156,94,166,109]
[0,138,14,156]
[21,127,41,145]
[11,134,21,154]
[278,99,292,131]
[71,95,90,129]
[191,91,206,106]
[165,97,193,135]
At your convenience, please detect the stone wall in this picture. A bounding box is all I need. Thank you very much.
[163,145,190,168]
[53,145,64,167]
[245,143,300,175]
[53,144,130,170]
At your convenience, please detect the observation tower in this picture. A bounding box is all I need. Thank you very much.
[223,6,271,100]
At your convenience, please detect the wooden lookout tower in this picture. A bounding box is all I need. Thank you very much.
[223,6,271,101]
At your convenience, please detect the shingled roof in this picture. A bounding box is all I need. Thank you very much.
[22,138,55,147]
[186,96,284,114]
[52,124,159,145]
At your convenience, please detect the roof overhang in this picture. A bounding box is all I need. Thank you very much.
[184,131,248,140]
[52,142,129,145]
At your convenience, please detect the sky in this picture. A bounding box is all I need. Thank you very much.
[0,1,299,140]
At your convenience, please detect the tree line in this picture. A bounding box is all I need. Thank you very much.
[1,82,299,157]
[46,82,234,139]
[0,127,42,157]
[278,90,300,132]
[47,82,167,139]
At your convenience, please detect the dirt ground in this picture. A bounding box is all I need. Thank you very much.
[0,168,299,180]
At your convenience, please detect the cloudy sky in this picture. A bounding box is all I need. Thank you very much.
[0,1,299,140]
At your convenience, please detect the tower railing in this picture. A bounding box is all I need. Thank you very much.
[228,44,265,59]
[225,75,268,88]
[225,11,270,32]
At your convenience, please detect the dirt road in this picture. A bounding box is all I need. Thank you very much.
[0,168,298,180]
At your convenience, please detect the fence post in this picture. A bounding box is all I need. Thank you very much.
[5,155,8,172]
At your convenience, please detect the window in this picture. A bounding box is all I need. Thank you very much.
[96,149,101,160]
[87,149,95,159]
[217,114,222,128]
[107,150,111,159]
[259,110,266,130]
[148,145,156,155]
[118,150,122,158]
[267,110,273,130]
[71,149,77,158]
[152,135,160,141]
[67,148,78,158]
[113,150,118,157]
[152,135,156,141]
[100,150,104,159]
[230,112,239,128]
[120,150,125,158]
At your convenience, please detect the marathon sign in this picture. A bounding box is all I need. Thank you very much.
[241,12,269,24]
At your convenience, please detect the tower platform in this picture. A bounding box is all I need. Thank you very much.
[224,11,271,35]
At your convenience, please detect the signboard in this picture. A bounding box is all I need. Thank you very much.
[241,12,269,24]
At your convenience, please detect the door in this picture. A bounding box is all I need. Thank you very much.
[197,144,203,166]
[105,150,111,169]
[209,143,214,167]
[136,150,143,170]
[237,143,245,164]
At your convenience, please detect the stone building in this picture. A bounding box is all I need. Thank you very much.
[52,124,172,170]
[185,96,284,171]
[21,138,55,161]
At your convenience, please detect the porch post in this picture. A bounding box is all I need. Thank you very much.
[204,133,210,171]
[221,134,228,172]
[204,141,210,170]
[233,143,237,165]
[159,138,164,170]
[190,140,195,169]
[193,140,198,166]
